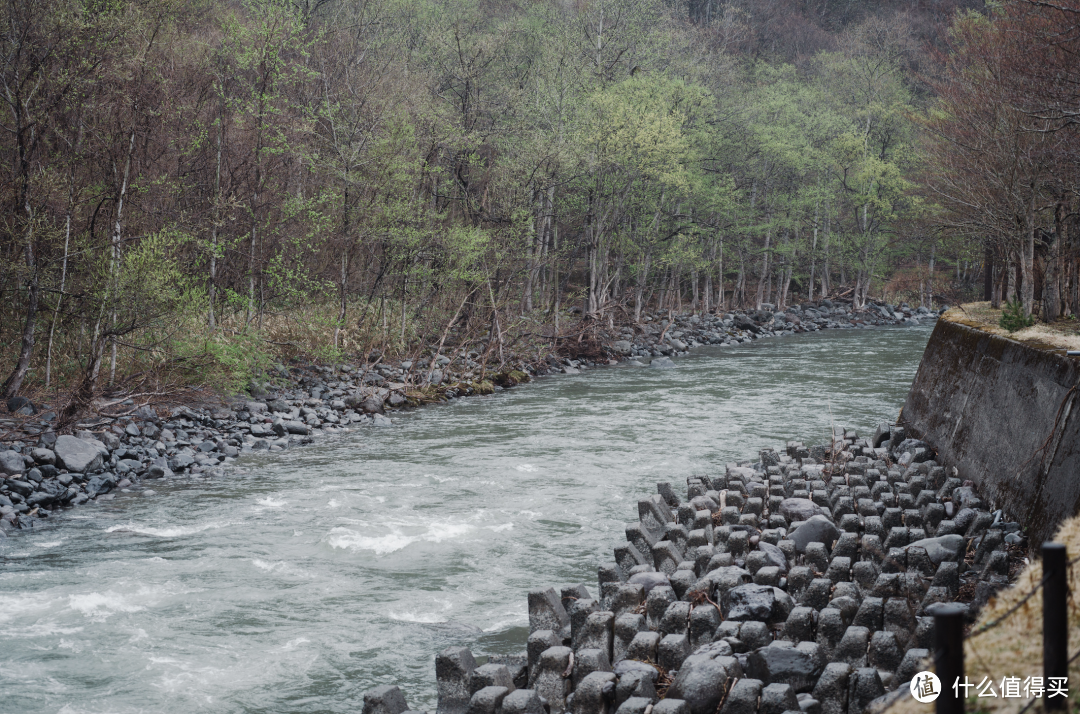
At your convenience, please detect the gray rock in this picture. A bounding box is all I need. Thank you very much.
[780,498,825,522]
[616,698,653,714]
[848,668,885,714]
[747,641,824,693]
[725,584,794,625]
[502,690,546,714]
[667,653,733,714]
[0,450,24,476]
[721,678,763,714]
[362,685,410,714]
[30,448,55,466]
[761,683,801,714]
[649,357,677,369]
[54,435,103,473]
[467,687,510,714]
[652,701,689,714]
[532,647,572,714]
[628,571,670,596]
[469,663,516,695]
[789,516,841,554]
[905,534,963,564]
[571,671,617,714]
[811,663,850,714]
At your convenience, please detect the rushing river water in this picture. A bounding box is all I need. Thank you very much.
[1,324,933,714]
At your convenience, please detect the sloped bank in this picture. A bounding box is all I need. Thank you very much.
[360,425,1022,714]
[0,300,936,532]
[901,309,1080,545]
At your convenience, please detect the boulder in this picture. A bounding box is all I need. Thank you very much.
[53,435,103,473]
[0,450,25,476]
[788,515,841,553]
[666,648,736,714]
[724,584,794,625]
[362,685,410,714]
[746,641,823,692]
[649,357,677,369]
[779,498,824,522]
[905,534,963,565]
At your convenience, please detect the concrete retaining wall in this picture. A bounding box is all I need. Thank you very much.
[901,315,1080,544]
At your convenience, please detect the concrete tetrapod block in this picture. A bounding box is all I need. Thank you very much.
[527,631,561,686]
[437,647,478,714]
[363,685,411,714]
[847,668,885,714]
[570,671,617,714]
[747,641,824,693]
[576,611,615,661]
[616,698,653,714]
[811,663,851,714]
[529,588,571,637]
[502,689,546,714]
[466,686,511,714]
[613,663,657,708]
[651,700,689,714]
[625,631,661,664]
[469,664,516,696]
[569,598,600,649]
[613,613,647,663]
[658,633,691,671]
[720,678,764,714]
[688,604,721,649]
[571,648,612,690]
[532,646,573,714]
[761,683,801,714]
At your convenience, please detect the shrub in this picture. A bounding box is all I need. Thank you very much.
[999,299,1035,332]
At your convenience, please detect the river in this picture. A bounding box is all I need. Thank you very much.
[0,324,933,714]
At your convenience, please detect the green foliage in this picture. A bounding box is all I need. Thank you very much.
[999,300,1035,332]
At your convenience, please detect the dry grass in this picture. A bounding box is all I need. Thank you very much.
[889,515,1080,714]
[945,303,1080,351]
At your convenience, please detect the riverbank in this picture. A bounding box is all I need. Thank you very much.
[0,300,939,533]
[363,421,1025,714]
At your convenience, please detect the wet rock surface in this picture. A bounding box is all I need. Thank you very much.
[367,421,1024,714]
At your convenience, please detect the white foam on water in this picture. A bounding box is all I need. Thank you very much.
[388,598,453,623]
[280,637,310,651]
[482,612,529,632]
[67,591,145,621]
[428,474,459,483]
[105,521,229,538]
[485,523,514,533]
[324,518,476,554]
[518,510,543,518]
[514,464,537,472]
[326,498,341,508]
[34,540,64,548]
[254,496,287,509]
[324,528,419,555]
[388,610,448,624]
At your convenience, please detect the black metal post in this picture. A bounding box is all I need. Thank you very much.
[1043,542,1068,711]
[933,602,967,714]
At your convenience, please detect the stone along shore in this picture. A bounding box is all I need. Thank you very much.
[0,298,939,532]
[360,424,1022,714]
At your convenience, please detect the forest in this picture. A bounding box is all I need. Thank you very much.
[2,0,1079,413]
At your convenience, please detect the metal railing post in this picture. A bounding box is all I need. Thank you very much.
[933,602,967,714]
[1043,542,1068,712]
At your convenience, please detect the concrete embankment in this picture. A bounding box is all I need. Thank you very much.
[902,309,1080,545]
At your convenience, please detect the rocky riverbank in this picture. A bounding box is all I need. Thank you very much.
[0,299,940,533]
[359,423,1024,714]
